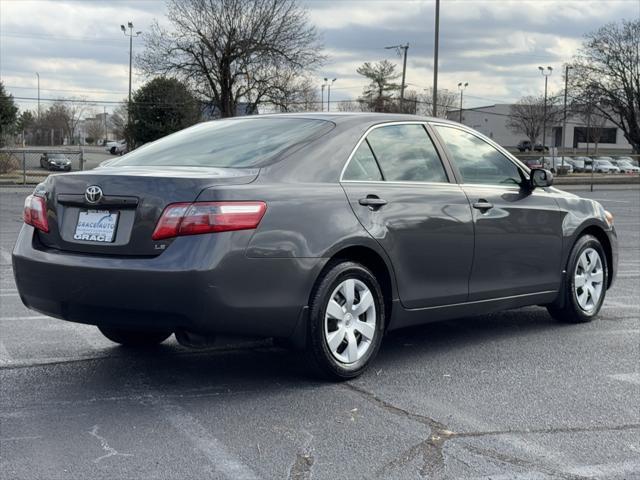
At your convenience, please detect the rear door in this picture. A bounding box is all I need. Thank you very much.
[432,124,564,301]
[340,122,474,309]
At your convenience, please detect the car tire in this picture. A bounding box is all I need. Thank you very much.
[98,326,172,347]
[110,146,117,155]
[547,234,607,323]
[305,261,385,381]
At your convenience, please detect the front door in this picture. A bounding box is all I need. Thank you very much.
[432,124,565,301]
[341,123,474,309]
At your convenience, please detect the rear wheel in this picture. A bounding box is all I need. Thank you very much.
[547,235,607,323]
[305,261,385,380]
[98,326,172,347]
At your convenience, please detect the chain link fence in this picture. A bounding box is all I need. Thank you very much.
[0,149,86,185]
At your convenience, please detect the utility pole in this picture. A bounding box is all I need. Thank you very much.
[121,22,142,124]
[327,78,336,112]
[103,106,108,142]
[35,72,40,119]
[457,82,468,123]
[321,79,328,112]
[539,66,553,164]
[561,65,572,168]
[432,0,440,117]
[385,43,409,107]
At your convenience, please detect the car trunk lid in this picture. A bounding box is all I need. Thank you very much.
[36,166,259,256]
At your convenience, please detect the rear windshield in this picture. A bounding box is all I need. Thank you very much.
[109,117,333,168]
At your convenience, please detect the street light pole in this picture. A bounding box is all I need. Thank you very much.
[35,72,40,119]
[327,78,336,112]
[121,22,142,124]
[561,65,572,168]
[457,82,468,123]
[539,66,553,162]
[432,0,440,117]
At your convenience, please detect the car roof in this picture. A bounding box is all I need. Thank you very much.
[231,112,460,126]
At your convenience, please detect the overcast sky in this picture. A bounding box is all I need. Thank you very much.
[1,0,637,115]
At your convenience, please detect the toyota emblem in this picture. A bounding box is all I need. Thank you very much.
[85,185,103,204]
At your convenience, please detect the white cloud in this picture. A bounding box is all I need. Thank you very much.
[0,0,634,113]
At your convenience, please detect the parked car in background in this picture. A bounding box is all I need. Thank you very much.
[562,157,584,173]
[105,140,127,155]
[540,157,573,174]
[573,157,594,172]
[521,158,543,169]
[39,153,72,172]
[517,140,548,152]
[593,158,620,174]
[611,159,640,173]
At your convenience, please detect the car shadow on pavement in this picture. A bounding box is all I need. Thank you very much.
[44,305,583,400]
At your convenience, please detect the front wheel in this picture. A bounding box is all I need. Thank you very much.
[305,261,385,380]
[98,326,172,347]
[547,234,607,323]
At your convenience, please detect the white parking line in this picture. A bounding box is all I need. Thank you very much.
[0,246,11,265]
[0,341,13,365]
[0,315,49,321]
[158,401,261,480]
[609,373,640,386]
[466,460,640,479]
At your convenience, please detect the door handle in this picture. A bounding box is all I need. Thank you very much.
[359,195,387,209]
[472,200,494,211]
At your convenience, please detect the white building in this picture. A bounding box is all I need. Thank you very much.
[447,104,632,152]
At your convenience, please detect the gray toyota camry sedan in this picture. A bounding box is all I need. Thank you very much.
[13,113,617,380]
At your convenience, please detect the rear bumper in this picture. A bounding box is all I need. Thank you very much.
[13,225,323,338]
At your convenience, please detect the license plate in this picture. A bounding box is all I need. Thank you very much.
[74,210,119,243]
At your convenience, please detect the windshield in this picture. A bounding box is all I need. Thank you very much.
[109,117,334,168]
[49,154,65,159]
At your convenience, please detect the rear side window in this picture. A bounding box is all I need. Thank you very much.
[434,125,523,186]
[366,124,448,183]
[343,141,383,181]
[109,118,334,168]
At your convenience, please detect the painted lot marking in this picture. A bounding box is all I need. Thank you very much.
[158,401,261,480]
[609,373,640,386]
[0,246,11,265]
[0,315,49,322]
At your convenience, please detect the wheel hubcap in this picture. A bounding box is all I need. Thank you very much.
[324,278,377,364]
[574,248,604,312]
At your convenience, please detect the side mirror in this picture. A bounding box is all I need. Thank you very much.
[530,168,553,188]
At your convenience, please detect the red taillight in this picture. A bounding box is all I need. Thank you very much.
[23,195,49,233]
[152,201,267,240]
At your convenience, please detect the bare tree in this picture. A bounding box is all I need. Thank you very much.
[569,19,639,152]
[574,90,609,155]
[336,100,362,112]
[507,94,561,147]
[417,88,457,118]
[109,103,128,140]
[138,0,324,118]
[45,100,88,144]
[272,75,320,112]
[85,115,104,144]
[356,60,401,112]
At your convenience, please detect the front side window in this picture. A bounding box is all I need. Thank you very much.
[342,140,383,181]
[365,124,448,183]
[434,125,523,186]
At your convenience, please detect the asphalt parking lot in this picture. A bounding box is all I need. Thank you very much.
[0,185,638,480]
